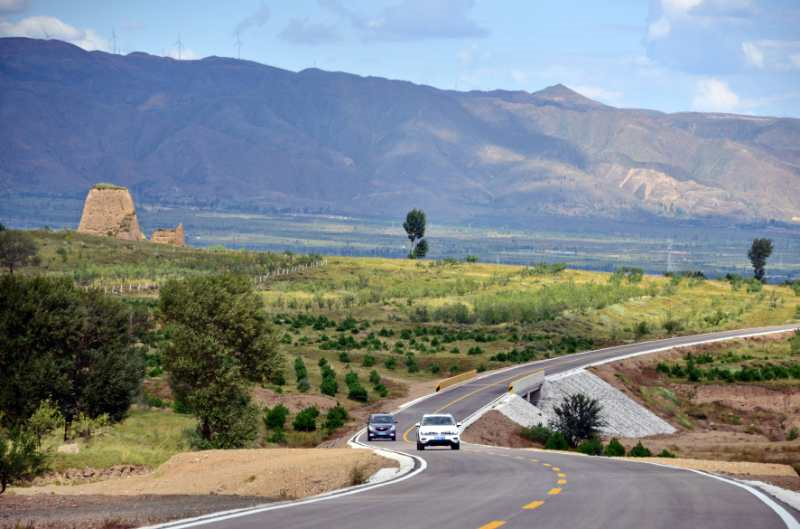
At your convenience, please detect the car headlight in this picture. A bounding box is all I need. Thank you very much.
[368,425,375,432]
[389,425,396,431]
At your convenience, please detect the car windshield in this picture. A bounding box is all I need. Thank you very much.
[422,416,455,426]
[370,415,394,424]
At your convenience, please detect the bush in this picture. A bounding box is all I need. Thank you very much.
[339,352,351,363]
[634,321,650,340]
[791,331,800,356]
[264,404,289,430]
[297,378,311,392]
[324,404,349,431]
[787,427,799,441]
[657,448,676,458]
[369,370,381,386]
[465,255,479,263]
[604,438,626,457]
[628,441,652,457]
[362,354,376,367]
[320,376,338,397]
[544,431,569,450]
[347,384,368,402]
[374,383,388,398]
[520,424,553,445]
[405,354,419,373]
[550,393,606,447]
[293,406,320,432]
[384,358,397,370]
[0,429,48,494]
[267,428,286,445]
[576,437,604,455]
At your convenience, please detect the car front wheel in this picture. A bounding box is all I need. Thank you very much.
[451,442,460,450]
[417,442,425,450]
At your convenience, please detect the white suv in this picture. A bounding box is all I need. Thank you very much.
[415,413,461,450]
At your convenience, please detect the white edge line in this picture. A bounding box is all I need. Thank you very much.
[140,436,426,529]
[140,325,798,529]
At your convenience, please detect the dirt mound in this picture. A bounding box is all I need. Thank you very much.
[13,448,395,498]
[462,410,536,448]
[151,223,185,246]
[77,185,145,241]
[251,388,339,413]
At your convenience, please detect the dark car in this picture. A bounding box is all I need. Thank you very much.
[367,413,397,441]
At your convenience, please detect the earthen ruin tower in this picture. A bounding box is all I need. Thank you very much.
[151,223,186,246]
[77,184,146,241]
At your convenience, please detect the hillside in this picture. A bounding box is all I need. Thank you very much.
[2,37,800,223]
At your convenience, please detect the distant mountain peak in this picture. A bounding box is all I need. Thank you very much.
[531,83,606,109]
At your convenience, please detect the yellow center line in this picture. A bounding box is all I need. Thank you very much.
[557,479,567,485]
[523,500,545,510]
[530,458,539,462]
[542,463,552,467]
[477,521,506,529]
[548,488,562,495]
[557,473,566,478]
[552,467,560,472]
[401,370,531,442]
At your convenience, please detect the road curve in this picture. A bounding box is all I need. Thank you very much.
[152,324,800,529]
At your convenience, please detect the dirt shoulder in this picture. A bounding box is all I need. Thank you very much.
[11,448,395,498]
[3,448,397,529]
[462,410,537,448]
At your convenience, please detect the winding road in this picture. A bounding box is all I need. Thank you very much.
[150,324,800,529]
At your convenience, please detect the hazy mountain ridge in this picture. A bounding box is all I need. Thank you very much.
[2,37,799,224]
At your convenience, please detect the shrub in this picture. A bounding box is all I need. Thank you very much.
[369,370,381,386]
[405,354,419,373]
[384,358,397,370]
[267,428,286,444]
[362,354,376,367]
[576,437,604,456]
[324,404,348,431]
[634,321,650,340]
[0,429,48,494]
[339,351,351,363]
[791,331,800,356]
[465,255,479,263]
[347,384,368,402]
[550,393,606,447]
[320,376,338,397]
[628,441,652,457]
[264,404,289,430]
[544,431,569,450]
[604,438,626,457]
[297,378,311,392]
[374,383,388,398]
[429,363,441,374]
[520,424,553,445]
[787,427,799,441]
[293,406,320,432]
[657,448,676,458]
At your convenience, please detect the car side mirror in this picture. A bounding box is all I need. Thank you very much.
[457,422,462,428]
[394,420,398,424]
[415,422,420,428]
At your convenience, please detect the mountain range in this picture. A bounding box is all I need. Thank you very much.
[2,37,799,225]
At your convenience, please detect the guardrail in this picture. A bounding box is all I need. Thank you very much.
[435,369,477,392]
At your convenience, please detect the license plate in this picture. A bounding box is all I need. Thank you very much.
[436,436,445,441]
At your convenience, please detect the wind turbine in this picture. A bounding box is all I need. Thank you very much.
[174,34,183,60]
[235,30,242,59]
[111,28,118,54]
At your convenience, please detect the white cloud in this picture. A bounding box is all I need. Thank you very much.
[692,78,739,112]
[647,17,671,40]
[741,41,764,68]
[0,0,28,14]
[234,3,270,35]
[0,16,108,51]
[572,85,624,105]
[741,40,800,71]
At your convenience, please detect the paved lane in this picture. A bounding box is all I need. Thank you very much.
[154,324,799,529]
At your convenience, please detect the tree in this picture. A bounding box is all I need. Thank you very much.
[0,230,39,274]
[403,209,428,259]
[550,393,606,447]
[159,275,283,448]
[748,238,774,282]
[0,276,143,435]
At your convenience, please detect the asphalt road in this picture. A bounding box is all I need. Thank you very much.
[154,324,800,529]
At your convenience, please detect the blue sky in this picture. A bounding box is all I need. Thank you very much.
[1,0,799,117]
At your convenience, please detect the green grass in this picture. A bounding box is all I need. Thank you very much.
[49,409,196,471]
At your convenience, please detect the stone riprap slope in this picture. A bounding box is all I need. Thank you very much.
[77,186,145,241]
[495,370,676,438]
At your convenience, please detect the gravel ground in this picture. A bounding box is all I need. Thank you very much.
[0,494,272,529]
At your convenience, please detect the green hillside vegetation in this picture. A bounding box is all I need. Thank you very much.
[3,230,798,482]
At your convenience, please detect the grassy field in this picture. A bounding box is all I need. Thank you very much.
[14,231,800,471]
